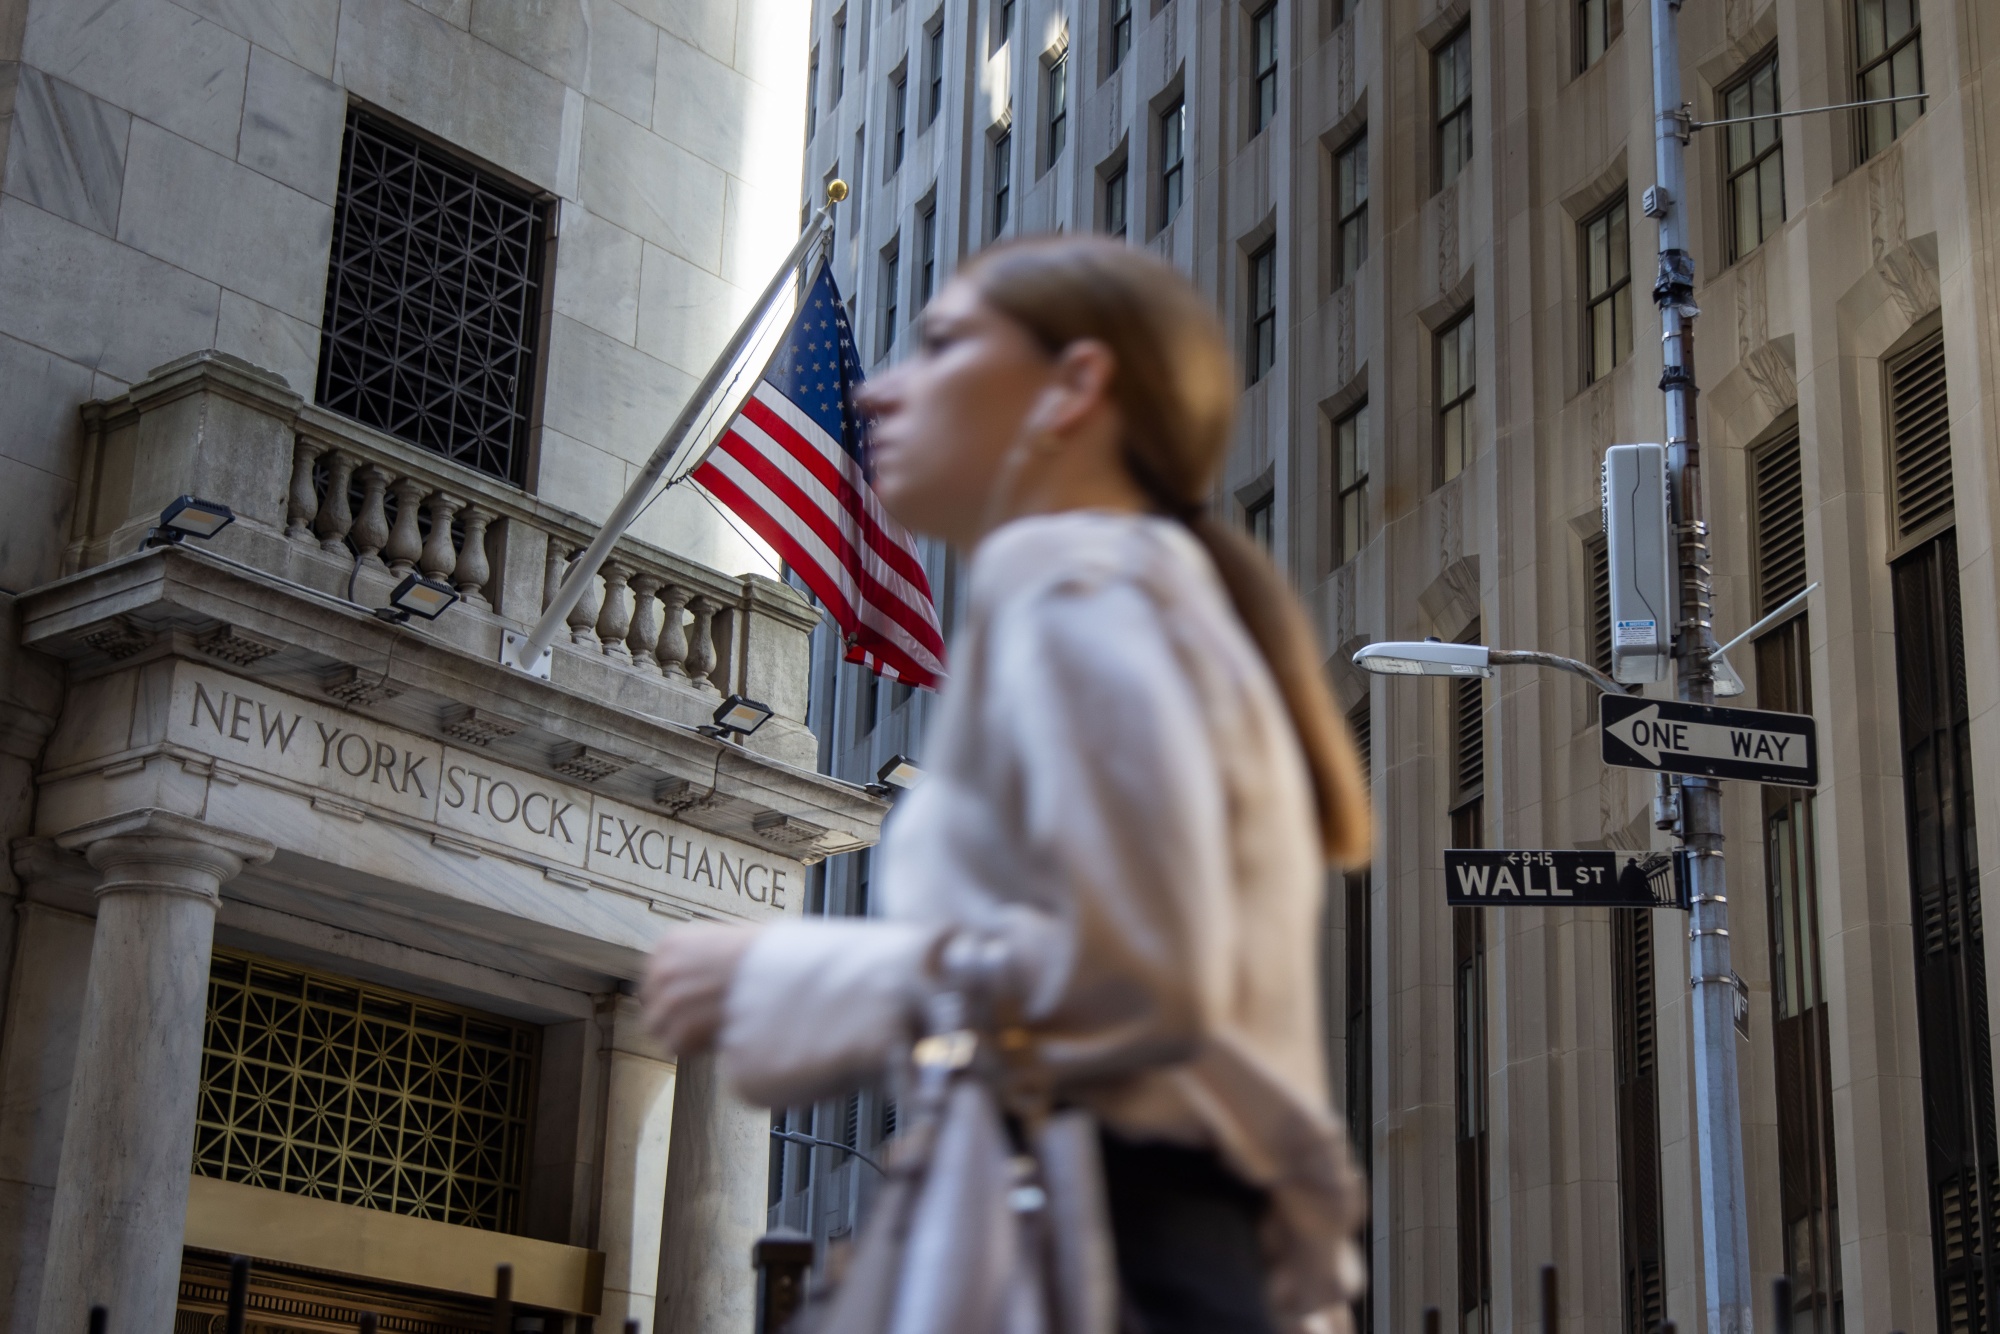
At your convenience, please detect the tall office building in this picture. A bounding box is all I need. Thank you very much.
[0,1,878,1331]
[792,3,2000,1334]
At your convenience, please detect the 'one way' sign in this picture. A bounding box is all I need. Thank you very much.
[1600,694,1819,787]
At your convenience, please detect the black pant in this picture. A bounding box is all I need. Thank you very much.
[1100,1130,1278,1334]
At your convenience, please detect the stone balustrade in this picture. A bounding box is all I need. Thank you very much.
[281,429,732,691]
[64,351,817,735]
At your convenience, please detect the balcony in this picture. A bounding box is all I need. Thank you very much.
[23,349,876,872]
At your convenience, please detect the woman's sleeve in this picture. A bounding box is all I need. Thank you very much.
[715,576,1234,1104]
[718,918,944,1107]
[987,578,1235,1083]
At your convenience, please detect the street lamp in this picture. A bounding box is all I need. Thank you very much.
[1353,640,1626,696]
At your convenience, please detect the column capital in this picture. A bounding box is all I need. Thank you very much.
[55,809,274,904]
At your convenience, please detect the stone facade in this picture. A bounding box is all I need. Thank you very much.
[0,0,857,1329]
[797,0,2000,1332]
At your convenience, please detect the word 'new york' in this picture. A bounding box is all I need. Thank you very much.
[189,682,429,797]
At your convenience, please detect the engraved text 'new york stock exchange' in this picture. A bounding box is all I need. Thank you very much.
[171,664,794,915]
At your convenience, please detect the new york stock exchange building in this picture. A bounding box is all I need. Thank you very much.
[0,0,864,1330]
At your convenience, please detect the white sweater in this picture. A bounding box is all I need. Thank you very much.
[721,510,1366,1328]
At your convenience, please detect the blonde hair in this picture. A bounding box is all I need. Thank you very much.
[965,236,1371,866]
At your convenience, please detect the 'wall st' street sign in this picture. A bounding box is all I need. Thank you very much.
[1599,694,1819,787]
[1445,849,1687,909]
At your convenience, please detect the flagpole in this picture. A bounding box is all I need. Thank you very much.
[500,181,848,677]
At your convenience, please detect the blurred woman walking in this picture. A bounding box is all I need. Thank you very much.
[645,236,1371,1334]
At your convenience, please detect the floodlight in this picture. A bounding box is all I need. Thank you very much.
[375,573,458,623]
[876,755,924,791]
[144,496,235,547]
[704,694,775,737]
[1352,641,1493,678]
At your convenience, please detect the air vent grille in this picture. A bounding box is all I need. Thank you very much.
[1454,631,1484,799]
[1589,537,1613,675]
[1889,331,1954,542]
[1350,703,1372,787]
[1752,429,1807,615]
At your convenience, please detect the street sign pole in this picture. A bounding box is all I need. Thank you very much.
[1650,0,1754,1328]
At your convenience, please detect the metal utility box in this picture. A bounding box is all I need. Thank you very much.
[1601,444,1676,684]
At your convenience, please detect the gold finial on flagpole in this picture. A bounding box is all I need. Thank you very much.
[826,179,849,204]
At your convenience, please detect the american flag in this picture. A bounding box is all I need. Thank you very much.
[692,264,947,688]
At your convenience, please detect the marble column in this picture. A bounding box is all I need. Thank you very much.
[597,996,679,1332]
[654,1053,770,1334]
[35,810,273,1334]
[0,900,95,1332]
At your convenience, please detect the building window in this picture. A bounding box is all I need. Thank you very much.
[1109,0,1133,71]
[1612,907,1667,1334]
[1342,701,1374,1334]
[1856,0,1923,159]
[995,0,1014,50]
[1437,311,1475,483]
[1451,622,1489,1334]
[1331,0,1352,26]
[1434,25,1472,191]
[854,666,879,736]
[1753,427,1842,1334]
[1252,4,1279,136]
[890,70,908,172]
[833,10,847,99]
[317,109,550,486]
[1248,241,1277,383]
[1105,162,1129,237]
[1245,492,1274,549]
[1723,53,1784,261]
[1578,0,1621,72]
[1046,52,1069,165]
[918,203,939,305]
[877,243,900,359]
[992,130,1013,235]
[1583,194,1632,383]
[195,950,539,1233]
[807,47,821,140]
[926,20,945,123]
[1883,332,1999,1334]
[1333,403,1368,566]
[1334,131,1368,287]
[1159,98,1186,229]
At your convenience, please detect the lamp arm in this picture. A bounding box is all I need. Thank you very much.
[770,1128,884,1174]
[1713,581,1818,659]
[1486,649,1628,696]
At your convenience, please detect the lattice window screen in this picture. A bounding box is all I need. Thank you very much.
[193,951,538,1233]
[1889,331,1954,543]
[316,109,550,486]
[1753,429,1808,615]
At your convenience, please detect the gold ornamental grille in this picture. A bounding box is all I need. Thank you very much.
[193,951,537,1233]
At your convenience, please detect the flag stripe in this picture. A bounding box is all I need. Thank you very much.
[742,388,934,595]
[692,261,946,689]
[694,462,942,683]
[711,424,944,654]
[697,446,944,670]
